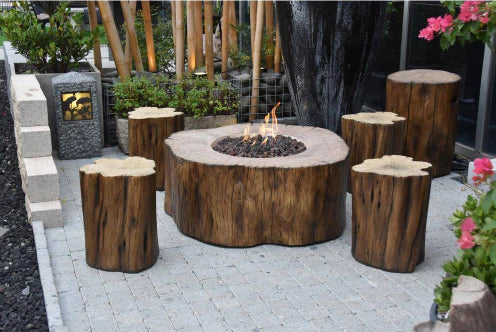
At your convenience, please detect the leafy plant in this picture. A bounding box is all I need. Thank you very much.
[228,22,275,68]
[0,1,101,73]
[434,157,496,314]
[113,76,237,118]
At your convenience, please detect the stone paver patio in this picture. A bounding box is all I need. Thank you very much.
[47,147,470,332]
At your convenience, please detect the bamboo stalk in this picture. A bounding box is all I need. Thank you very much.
[228,1,238,54]
[171,0,176,50]
[186,1,196,73]
[204,0,214,80]
[87,1,102,72]
[124,1,137,71]
[249,1,257,60]
[175,1,185,79]
[194,1,204,67]
[97,1,130,79]
[250,0,264,120]
[265,0,274,70]
[274,25,281,73]
[142,0,156,72]
[221,1,229,79]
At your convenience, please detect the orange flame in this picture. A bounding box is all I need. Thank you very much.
[243,102,281,145]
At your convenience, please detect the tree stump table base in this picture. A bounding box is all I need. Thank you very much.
[80,157,159,273]
[164,124,349,247]
[351,155,432,273]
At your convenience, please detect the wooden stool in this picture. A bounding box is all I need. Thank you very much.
[386,69,461,177]
[342,112,406,192]
[80,157,159,273]
[351,155,432,273]
[129,107,184,190]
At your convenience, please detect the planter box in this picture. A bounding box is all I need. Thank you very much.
[4,41,104,151]
[115,114,237,154]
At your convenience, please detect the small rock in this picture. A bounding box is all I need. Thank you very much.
[21,286,29,296]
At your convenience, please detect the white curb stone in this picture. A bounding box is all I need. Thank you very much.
[11,75,49,127]
[26,199,63,228]
[20,157,59,203]
[16,126,53,158]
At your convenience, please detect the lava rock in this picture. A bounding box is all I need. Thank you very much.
[213,134,306,158]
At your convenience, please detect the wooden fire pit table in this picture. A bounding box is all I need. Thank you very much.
[164,124,349,247]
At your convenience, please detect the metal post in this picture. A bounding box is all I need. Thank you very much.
[399,0,410,71]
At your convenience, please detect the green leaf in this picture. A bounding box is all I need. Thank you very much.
[489,244,496,265]
[483,193,493,214]
[482,219,496,232]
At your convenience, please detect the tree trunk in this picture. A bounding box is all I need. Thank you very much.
[204,1,214,80]
[274,25,281,73]
[142,0,157,72]
[249,1,257,60]
[121,1,144,72]
[128,107,184,191]
[175,1,185,79]
[171,0,176,50]
[228,1,238,55]
[351,155,432,273]
[221,1,229,79]
[250,0,264,120]
[194,1,204,67]
[386,69,461,177]
[80,157,158,273]
[98,1,130,79]
[341,112,406,192]
[186,1,196,73]
[275,1,386,132]
[265,1,274,70]
[124,1,137,71]
[87,1,102,72]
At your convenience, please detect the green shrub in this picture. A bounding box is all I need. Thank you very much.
[113,76,237,118]
[0,1,101,73]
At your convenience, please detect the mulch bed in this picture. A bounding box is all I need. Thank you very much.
[213,134,306,158]
[0,61,48,331]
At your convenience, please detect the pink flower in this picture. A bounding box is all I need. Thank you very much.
[427,17,442,32]
[458,231,475,249]
[418,26,435,41]
[460,217,476,232]
[480,12,489,23]
[473,157,494,176]
[459,1,483,21]
[440,14,453,32]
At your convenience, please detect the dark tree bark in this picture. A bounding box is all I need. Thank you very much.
[275,1,386,132]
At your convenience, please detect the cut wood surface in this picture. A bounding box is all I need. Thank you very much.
[341,112,406,192]
[80,157,158,273]
[351,155,432,273]
[164,124,349,247]
[386,69,461,177]
[129,107,184,191]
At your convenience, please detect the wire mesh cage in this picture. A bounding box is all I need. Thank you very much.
[102,82,118,146]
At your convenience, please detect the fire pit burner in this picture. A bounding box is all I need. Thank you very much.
[213,135,306,158]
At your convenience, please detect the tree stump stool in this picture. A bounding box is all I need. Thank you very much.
[386,69,461,177]
[341,112,406,192]
[351,155,432,273]
[128,107,184,190]
[80,157,159,273]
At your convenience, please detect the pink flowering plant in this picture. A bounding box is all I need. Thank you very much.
[418,1,496,50]
[434,157,496,314]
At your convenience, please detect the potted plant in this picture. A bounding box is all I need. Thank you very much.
[113,75,237,154]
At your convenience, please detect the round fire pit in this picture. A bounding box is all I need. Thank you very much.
[164,124,349,247]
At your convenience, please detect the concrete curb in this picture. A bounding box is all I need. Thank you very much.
[32,221,67,332]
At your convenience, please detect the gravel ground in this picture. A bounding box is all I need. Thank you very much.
[0,61,48,331]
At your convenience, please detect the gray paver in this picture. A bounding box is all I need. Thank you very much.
[45,148,470,331]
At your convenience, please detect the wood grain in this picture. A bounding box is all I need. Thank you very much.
[351,155,432,273]
[164,124,349,247]
[386,69,461,177]
[129,107,184,191]
[80,157,158,273]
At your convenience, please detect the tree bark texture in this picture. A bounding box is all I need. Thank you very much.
[128,107,184,191]
[142,0,157,72]
[204,1,214,80]
[186,1,196,73]
[386,69,461,177]
[87,1,102,72]
[250,0,264,120]
[80,157,158,273]
[275,1,386,132]
[351,155,432,273]
[341,112,406,192]
[221,1,229,79]
[175,1,185,79]
[164,124,349,247]
[194,1,204,67]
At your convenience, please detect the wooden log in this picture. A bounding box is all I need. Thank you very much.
[274,25,281,73]
[186,1,196,73]
[351,155,432,273]
[194,1,204,67]
[124,1,137,71]
[142,0,157,72]
[98,1,130,79]
[175,1,185,79]
[80,157,158,273]
[250,0,264,120]
[386,69,461,177]
[341,112,406,192]
[87,1,102,72]
[204,0,214,80]
[249,1,257,60]
[164,124,348,247]
[128,107,184,191]
[449,275,496,332]
[221,1,229,79]
[264,0,274,70]
[121,1,144,72]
